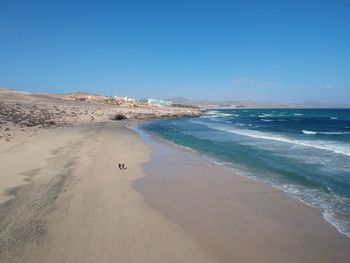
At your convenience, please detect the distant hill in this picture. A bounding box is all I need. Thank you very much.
[1,88,348,108]
[166,97,350,109]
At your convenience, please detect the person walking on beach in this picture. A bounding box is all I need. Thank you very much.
[117,163,127,171]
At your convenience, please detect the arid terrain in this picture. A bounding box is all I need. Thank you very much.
[0,88,202,142]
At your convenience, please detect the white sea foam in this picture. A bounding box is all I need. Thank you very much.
[258,114,273,118]
[320,131,350,135]
[323,212,350,239]
[276,184,350,239]
[204,111,234,118]
[206,110,219,115]
[217,113,235,117]
[302,130,317,135]
[303,130,350,135]
[190,119,350,157]
[294,113,303,116]
[331,117,338,120]
[202,112,241,122]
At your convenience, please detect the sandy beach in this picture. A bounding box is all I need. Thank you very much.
[0,121,217,263]
[0,118,348,263]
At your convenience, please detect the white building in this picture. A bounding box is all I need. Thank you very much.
[147,99,172,107]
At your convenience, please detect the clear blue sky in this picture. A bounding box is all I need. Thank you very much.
[1,0,350,103]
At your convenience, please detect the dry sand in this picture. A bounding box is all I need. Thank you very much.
[0,121,217,263]
[133,130,350,263]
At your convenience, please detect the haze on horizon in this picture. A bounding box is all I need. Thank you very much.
[0,0,350,104]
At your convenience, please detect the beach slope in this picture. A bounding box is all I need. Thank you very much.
[0,122,216,263]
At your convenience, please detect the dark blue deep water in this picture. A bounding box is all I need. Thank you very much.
[140,109,350,238]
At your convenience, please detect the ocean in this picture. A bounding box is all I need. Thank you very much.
[140,108,350,238]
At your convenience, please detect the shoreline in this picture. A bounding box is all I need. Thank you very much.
[135,118,350,239]
[135,123,350,239]
[1,120,349,262]
[133,124,350,262]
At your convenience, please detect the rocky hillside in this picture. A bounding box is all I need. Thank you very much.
[0,89,203,141]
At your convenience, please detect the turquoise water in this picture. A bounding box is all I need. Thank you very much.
[140,109,350,238]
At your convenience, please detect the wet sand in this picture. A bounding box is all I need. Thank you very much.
[133,130,350,263]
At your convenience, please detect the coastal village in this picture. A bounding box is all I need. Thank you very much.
[68,94,174,108]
